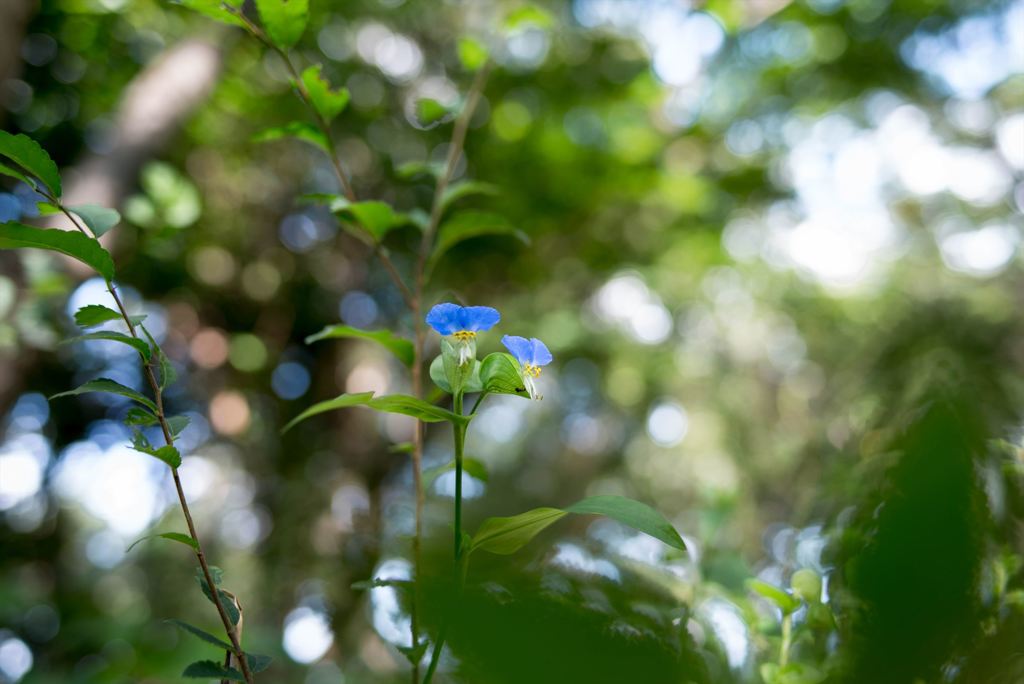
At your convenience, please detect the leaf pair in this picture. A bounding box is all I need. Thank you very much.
[469,495,688,556]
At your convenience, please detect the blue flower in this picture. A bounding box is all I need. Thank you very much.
[426,303,501,339]
[502,335,552,399]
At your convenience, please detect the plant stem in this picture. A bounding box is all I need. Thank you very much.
[56,204,255,683]
[780,613,792,667]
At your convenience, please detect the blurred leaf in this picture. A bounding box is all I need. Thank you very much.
[64,331,151,361]
[747,579,801,614]
[0,131,61,197]
[173,0,246,28]
[167,415,191,438]
[396,160,443,179]
[0,222,114,280]
[67,204,119,236]
[457,37,489,71]
[440,181,498,213]
[73,304,122,327]
[0,161,36,189]
[127,532,198,553]
[51,378,156,412]
[416,98,451,125]
[470,507,568,555]
[340,200,411,242]
[182,660,244,681]
[282,391,375,433]
[428,211,527,273]
[397,640,429,666]
[300,64,350,122]
[564,495,687,552]
[424,457,489,487]
[791,568,822,603]
[246,653,273,673]
[255,0,308,48]
[252,121,329,152]
[167,619,231,649]
[36,201,60,215]
[480,352,529,398]
[504,4,555,30]
[306,324,414,366]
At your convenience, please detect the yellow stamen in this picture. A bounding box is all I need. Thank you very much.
[452,330,476,342]
[523,364,542,378]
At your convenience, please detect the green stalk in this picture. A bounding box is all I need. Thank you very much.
[780,612,792,667]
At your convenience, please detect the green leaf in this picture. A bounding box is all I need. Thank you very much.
[182,660,244,681]
[480,353,529,398]
[440,180,498,213]
[397,640,429,666]
[747,578,801,615]
[127,532,198,553]
[255,0,308,48]
[470,507,568,555]
[125,407,159,426]
[173,0,246,27]
[51,378,156,412]
[300,64,350,122]
[415,98,451,125]
[396,160,443,180]
[0,161,36,189]
[424,457,489,488]
[67,204,120,237]
[252,121,329,152]
[74,304,122,327]
[0,222,115,280]
[194,568,240,625]
[306,324,414,366]
[335,200,411,242]
[282,391,375,433]
[246,652,273,674]
[167,619,231,649]
[367,394,466,423]
[167,415,191,438]
[440,337,480,396]
[428,211,527,273]
[36,201,61,216]
[457,37,489,71]
[564,495,687,552]
[140,325,177,390]
[64,331,151,361]
[0,131,61,197]
[429,354,483,394]
[504,4,555,30]
[131,430,182,468]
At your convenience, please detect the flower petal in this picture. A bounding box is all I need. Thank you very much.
[458,306,501,332]
[426,303,462,335]
[530,338,553,366]
[501,335,533,365]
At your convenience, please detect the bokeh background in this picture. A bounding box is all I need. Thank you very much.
[1,0,1022,682]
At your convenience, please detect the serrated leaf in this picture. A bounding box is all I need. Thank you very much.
[440,181,498,213]
[255,0,308,48]
[300,64,350,123]
[480,352,529,398]
[67,204,120,237]
[428,211,527,273]
[173,0,247,27]
[125,406,159,426]
[140,325,176,389]
[415,98,451,125]
[131,430,182,467]
[457,37,489,71]
[194,568,240,625]
[429,355,483,394]
[564,495,687,551]
[470,507,567,555]
[0,131,61,197]
[74,304,122,327]
[127,532,198,553]
[51,378,156,412]
[281,391,375,433]
[0,161,36,189]
[0,222,115,280]
[306,324,414,366]
[182,660,244,681]
[167,619,232,649]
[747,578,801,615]
[252,121,329,152]
[64,331,151,361]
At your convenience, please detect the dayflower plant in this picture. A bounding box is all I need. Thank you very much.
[501,335,553,399]
[426,302,500,365]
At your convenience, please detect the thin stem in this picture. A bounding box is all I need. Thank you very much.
[453,392,465,560]
[780,613,792,667]
[469,392,488,416]
[57,204,254,684]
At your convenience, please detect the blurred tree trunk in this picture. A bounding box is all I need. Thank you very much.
[0,0,33,128]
